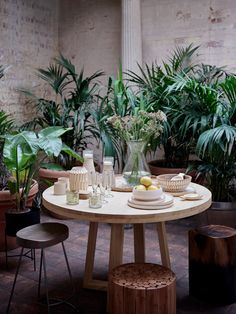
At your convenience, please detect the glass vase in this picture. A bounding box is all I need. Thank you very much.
[122,140,151,186]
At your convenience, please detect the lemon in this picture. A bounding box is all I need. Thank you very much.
[147,185,158,190]
[135,185,146,191]
[140,176,152,187]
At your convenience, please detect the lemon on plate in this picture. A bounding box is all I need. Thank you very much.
[140,176,152,187]
[147,185,159,190]
[134,184,146,191]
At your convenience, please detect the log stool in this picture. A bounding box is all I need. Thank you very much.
[108,263,176,314]
[189,224,236,304]
[6,222,78,313]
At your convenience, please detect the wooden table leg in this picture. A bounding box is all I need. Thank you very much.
[133,224,145,263]
[83,222,98,289]
[109,224,124,272]
[156,222,171,268]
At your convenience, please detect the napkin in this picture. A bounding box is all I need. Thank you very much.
[170,173,185,181]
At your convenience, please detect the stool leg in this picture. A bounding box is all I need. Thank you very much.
[6,247,24,314]
[61,242,74,292]
[5,230,8,269]
[42,248,51,314]
[38,248,43,298]
[33,249,36,271]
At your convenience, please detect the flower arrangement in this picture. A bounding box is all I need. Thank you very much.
[107,106,166,185]
[107,109,166,142]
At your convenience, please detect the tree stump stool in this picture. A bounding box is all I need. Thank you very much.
[189,224,236,304]
[108,263,176,314]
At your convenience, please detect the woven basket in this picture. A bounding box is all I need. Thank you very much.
[157,174,192,192]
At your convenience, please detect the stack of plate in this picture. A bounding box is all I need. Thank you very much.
[127,193,173,210]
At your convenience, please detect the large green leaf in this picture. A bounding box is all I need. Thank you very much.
[38,126,72,138]
[61,143,83,162]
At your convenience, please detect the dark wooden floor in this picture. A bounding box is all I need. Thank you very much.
[1,208,236,314]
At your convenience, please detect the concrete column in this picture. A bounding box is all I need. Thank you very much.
[121,0,142,75]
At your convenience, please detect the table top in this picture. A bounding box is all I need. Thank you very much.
[42,183,212,224]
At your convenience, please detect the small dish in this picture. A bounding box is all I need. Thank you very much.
[180,193,203,201]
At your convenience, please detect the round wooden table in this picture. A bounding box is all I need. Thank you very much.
[42,183,211,291]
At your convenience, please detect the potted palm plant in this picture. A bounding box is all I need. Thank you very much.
[20,55,103,183]
[127,44,200,174]
[97,67,166,184]
[2,126,81,239]
[194,75,236,226]
[96,67,135,172]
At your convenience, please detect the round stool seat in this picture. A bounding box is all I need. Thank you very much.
[189,224,236,304]
[108,263,176,314]
[16,223,69,249]
[195,224,236,238]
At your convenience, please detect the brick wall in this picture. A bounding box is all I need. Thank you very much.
[0,0,59,122]
[59,0,121,86]
[142,0,236,71]
[1,0,236,123]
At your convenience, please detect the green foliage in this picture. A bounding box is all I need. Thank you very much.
[2,126,77,211]
[126,44,201,166]
[20,54,103,169]
[96,68,134,171]
[97,67,166,172]
[194,75,236,201]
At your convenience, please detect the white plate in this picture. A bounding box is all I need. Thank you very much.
[130,194,173,206]
[127,200,173,210]
[127,193,174,210]
[180,193,203,200]
[168,186,196,196]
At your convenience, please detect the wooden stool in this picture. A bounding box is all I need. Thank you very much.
[189,224,236,304]
[6,222,78,313]
[108,263,176,314]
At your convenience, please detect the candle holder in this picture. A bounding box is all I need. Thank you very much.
[89,191,102,208]
[54,181,66,195]
[66,190,79,205]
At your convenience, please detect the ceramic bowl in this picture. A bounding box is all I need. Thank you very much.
[132,187,163,201]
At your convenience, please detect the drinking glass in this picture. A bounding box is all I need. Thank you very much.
[97,173,108,203]
[103,171,113,198]
[91,171,98,193]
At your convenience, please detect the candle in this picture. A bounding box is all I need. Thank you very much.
[103,161,113,165]
[58,177,70,189]
[84,153,93,158]
[54,182,66,195]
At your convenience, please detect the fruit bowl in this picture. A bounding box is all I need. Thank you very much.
[132,186,163,201]
[157,174,192,192]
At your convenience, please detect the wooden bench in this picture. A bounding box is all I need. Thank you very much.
[189,224,236,304]
[108,263,176,314]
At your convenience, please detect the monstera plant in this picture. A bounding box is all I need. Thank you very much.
[3,126,82,212]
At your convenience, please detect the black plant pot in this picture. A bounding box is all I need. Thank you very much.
[5,207,41,237]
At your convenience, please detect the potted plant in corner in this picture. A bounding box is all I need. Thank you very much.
[127,44,200,175]
[2,126,82,242]
[194,75,236,227]
[0,110,16,250]
[20,54,103,185]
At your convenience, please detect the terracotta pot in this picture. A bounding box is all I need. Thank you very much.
[148,159,203,184]
[148,160,186,176]
[5,206,40,237]
[206,202,236,229]
[0,180,39,251]
[39,162,101,190]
